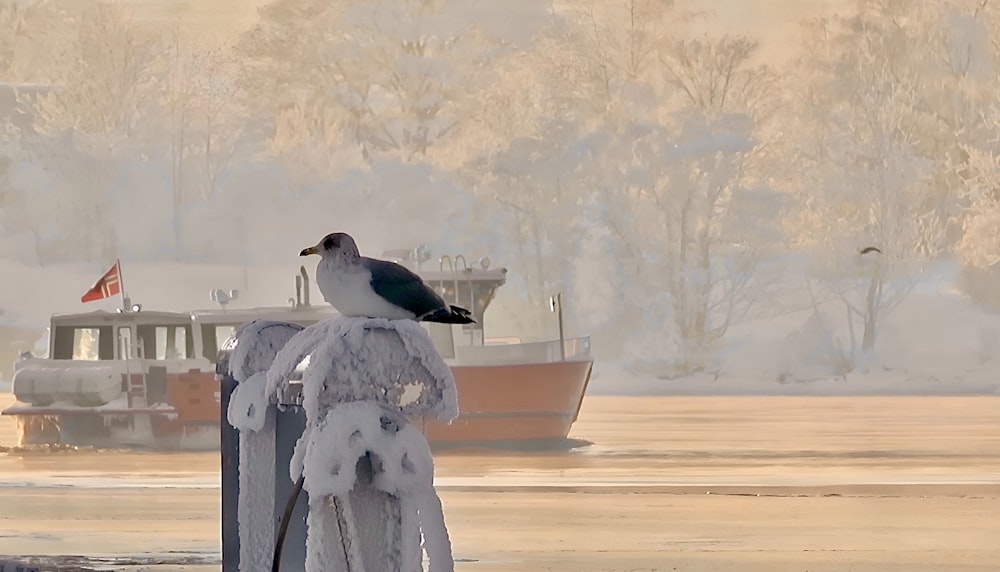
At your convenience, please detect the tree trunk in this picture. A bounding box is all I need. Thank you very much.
[172,110,185,260]
[861,265,882,352]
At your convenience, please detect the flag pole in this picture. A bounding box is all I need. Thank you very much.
[116,259,127,311]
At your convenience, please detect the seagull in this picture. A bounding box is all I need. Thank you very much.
[859,246,882,255]
[300,232,475,324]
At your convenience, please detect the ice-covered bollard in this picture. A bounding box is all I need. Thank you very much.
[226,316,458,572]
[226,320,304,570]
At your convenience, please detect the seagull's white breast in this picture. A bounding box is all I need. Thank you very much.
[316,258,415,319]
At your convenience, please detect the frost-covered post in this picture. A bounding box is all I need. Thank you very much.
[225,320,304,570]
[226,316,458,572]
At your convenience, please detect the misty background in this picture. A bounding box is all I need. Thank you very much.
[2,0,999,385]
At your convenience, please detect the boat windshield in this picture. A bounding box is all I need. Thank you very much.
[201,323,237,361]
[72,328,103,360]
[51,323,194,360]
[136,324,193,359]
[53,325,113,360]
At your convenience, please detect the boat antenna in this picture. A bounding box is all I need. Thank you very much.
[300,266,310,307]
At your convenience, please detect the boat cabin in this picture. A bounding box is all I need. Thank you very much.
[4,261,592,450]
[48,309,199,362]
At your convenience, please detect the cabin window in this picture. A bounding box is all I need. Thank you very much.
[72,328,100,360]
[201,324,236,361]
[156,325,188,359]
[136,325,195,360]
[117,326,134,359]
[51,326,114,360]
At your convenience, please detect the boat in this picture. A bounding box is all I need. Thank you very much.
[2,253,593,450]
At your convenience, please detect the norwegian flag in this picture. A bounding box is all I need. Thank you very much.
[81,260,122,303]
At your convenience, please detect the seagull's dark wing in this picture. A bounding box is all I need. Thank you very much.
[363,257,447,318]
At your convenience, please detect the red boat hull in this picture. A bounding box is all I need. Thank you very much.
[421,360,593,446]
[5,359,593,450]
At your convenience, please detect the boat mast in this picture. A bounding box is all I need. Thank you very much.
[116,259,128,312]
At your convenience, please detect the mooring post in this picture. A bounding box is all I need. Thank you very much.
[218,356,240,572]
[221,317,458,572]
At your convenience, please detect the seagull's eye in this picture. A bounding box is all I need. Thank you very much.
[323,237,335,250]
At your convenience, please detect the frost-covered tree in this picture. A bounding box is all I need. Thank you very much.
[578,111,772,371]
[152,36,248,257]
[32,2,163,149]
[954,122,1000,309]
[660,35,779,119]
[239,0,550,167]
[9,2,167,262]
[901,0,1000,225]
[0,0,31,78]
[471,119,584,338]
[0,0,84,83]
[928,2,1000,307]
[956,145,1000,270]
[566,0,676,116]
[787,4,949,358]
[555,29,780,370]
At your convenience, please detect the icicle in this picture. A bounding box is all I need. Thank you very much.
[416,490,454,572]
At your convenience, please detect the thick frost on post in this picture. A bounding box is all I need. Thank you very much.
[227,319,305,571]
[229,319,306,432]
[266,317,458,423]
[230,316,457,572]
[229,319,307,384]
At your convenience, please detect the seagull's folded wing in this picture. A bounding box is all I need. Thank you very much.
[364,257,446,318]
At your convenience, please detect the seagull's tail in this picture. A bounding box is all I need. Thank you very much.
[421,305,476,324]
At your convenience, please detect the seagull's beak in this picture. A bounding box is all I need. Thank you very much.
[300,246,319,256]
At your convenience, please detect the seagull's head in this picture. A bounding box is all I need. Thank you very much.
[300,232,360,260]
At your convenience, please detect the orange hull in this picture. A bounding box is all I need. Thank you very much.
[419,360,593,445]
[6,360,593,449]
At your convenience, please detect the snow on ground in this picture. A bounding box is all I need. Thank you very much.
[587,361,1000,396]
[588,265,1000,396]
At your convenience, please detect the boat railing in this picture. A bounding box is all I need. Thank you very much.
[452,336,591,366]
